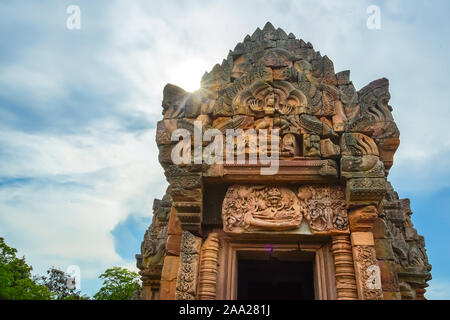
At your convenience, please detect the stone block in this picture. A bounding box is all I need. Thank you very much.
[351,232,374,246]
[170,187,202,202]
[166,234,182,256]
[372,218,389,239]
[374,239,395,260]
[378,260,399,292]
[161,256,180,281]
[348,206,378,232]
[167,207,182,235]
[160,256,180,300]
[320,138,340,159]
[346,178,387,208]
[156,119,178,146]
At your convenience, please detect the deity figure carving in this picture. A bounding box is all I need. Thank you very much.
[222,185,302,233]
[297,185,349,233]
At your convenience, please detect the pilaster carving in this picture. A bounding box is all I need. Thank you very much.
[349,205,383,300]
[331,235,358,300]
[353,246,383,300]
[198,233,220,300]
[175,231,202,300]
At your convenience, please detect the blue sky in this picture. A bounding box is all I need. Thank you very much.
[0,0,449,298]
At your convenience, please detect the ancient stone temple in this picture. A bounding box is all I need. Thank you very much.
[135,22,431,300]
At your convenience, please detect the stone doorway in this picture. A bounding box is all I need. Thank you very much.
[237,259,314,300]
[217,240,336,300]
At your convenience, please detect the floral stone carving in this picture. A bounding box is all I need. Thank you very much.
[222,185,302,233]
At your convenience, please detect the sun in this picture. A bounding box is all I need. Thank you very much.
[168,58,210,93]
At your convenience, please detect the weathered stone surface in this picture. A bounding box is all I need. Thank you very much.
[341,155,385,179]
[346,178,387,207]
[348,206,378,232]
[377,260,400,292]
[137,22,430,300]
[372,218,389,239]
[166,234,182,256]
[167,206,182,236]
[374,238,395,260]
[351,232,374,246]
[162,84,188,119]
[160,255,180,300]
[320,138,340,158]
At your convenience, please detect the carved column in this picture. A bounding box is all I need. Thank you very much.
[331,235,358,300]
[349,206,383,299]
[166,165,203,235]
[175,231,202,299]
[141,266,163,300]
[198,233,220,300]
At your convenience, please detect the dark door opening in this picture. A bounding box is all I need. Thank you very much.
[237,259,314,300]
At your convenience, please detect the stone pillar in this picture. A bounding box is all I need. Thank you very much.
[160,255,180,299]
[373,217,401,299]
[331,235,358,300]
[141,266,162,300]
[166,165,203,235]
[198,233,220,300]
[175,231,202,299]
[140,275,152,300]
[349,205,383,300]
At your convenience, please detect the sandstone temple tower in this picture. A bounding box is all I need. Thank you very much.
[136,23,431,300]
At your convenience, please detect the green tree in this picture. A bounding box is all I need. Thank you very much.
[93,267,141,300]
[36,267,89,300]
[0,237,51,300]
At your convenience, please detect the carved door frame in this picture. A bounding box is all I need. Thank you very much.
[216,239,337,300]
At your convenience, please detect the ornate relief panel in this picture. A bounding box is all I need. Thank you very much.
[298,185,348,233]
[353,245,383,300]
[222,184,348,234]
[175,231,202,300]
[222,185,302,233]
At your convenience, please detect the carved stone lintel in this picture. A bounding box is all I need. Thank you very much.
[175,231,202,300]
[222,185,302,233]
[198,233,220,300]
[331,235,358,300]
[222,184,349,234]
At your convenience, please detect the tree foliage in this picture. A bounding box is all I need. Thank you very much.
[93,267,141,300]
[36,267,89,300]
[0,237,51,300]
